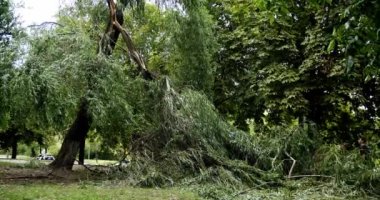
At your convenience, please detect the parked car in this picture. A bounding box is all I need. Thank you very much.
[36,154,55,160]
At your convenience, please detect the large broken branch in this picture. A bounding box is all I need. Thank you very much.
[99,0,124,55]
[284,151,334,179]
[108,0,155,80]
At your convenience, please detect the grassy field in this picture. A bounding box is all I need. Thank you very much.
[0,184,200,200]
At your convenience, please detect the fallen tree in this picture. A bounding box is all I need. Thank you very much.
[50,0,281,190]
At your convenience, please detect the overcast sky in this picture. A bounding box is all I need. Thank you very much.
[12,0,157,27]
[13,0,65,27]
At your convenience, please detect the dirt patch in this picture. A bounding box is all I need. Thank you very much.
[0,166,96,184]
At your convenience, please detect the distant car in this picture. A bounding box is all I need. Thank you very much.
[114,159,130,168]
[36,154,55,160]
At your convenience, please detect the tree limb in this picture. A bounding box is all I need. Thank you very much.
[284,151,334,179]
[27,22,64,28]
[285,151,296,178]
[108,0,155,80]
[287,175,334,179]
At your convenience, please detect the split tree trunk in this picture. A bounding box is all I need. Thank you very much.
[50,3,125,170]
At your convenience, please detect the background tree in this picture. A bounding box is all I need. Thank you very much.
[0,0,47,158]
[0,0,18,129]
[209,0,379,143]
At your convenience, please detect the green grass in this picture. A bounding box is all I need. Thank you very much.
[0,183,201,200]
[0,161,21,168]
[0,159,47,168]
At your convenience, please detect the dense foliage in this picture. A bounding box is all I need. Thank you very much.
[0,0,17,128]
[211,0,379,141]
[1,0,379,198]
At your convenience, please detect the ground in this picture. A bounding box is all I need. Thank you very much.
[0,158,378,200]
[0,184,199,200]
[0,160,199,200]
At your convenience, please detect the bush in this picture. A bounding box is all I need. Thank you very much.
[314,144,380,193]
[251,122,320,175]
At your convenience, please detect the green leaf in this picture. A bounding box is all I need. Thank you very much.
[327,40,335,53]
[269,15,275,24]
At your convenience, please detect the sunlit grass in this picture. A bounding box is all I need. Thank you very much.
[0,161,21,168]
[0,183,200,200]
[0,155,31,159]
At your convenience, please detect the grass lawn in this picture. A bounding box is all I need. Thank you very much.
[0,159,378,200]
[0,183,200,200]
[0,160,200,200]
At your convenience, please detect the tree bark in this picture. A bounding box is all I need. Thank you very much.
[50,100,91,170]
[78,139,85,165]
[11,137,17,159]
[99,2,124,56]
[108,0,155,80]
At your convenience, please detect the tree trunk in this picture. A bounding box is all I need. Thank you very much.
[50,100,91,170]
[78,139,85,165]
[11,137,17,159]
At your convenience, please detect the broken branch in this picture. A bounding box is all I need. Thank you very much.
[285,151,296,178]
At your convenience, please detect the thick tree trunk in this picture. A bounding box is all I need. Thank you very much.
[78,139,85,165]
[50,100,91,170]
[11,137,17,159]
[1,128,18,159]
